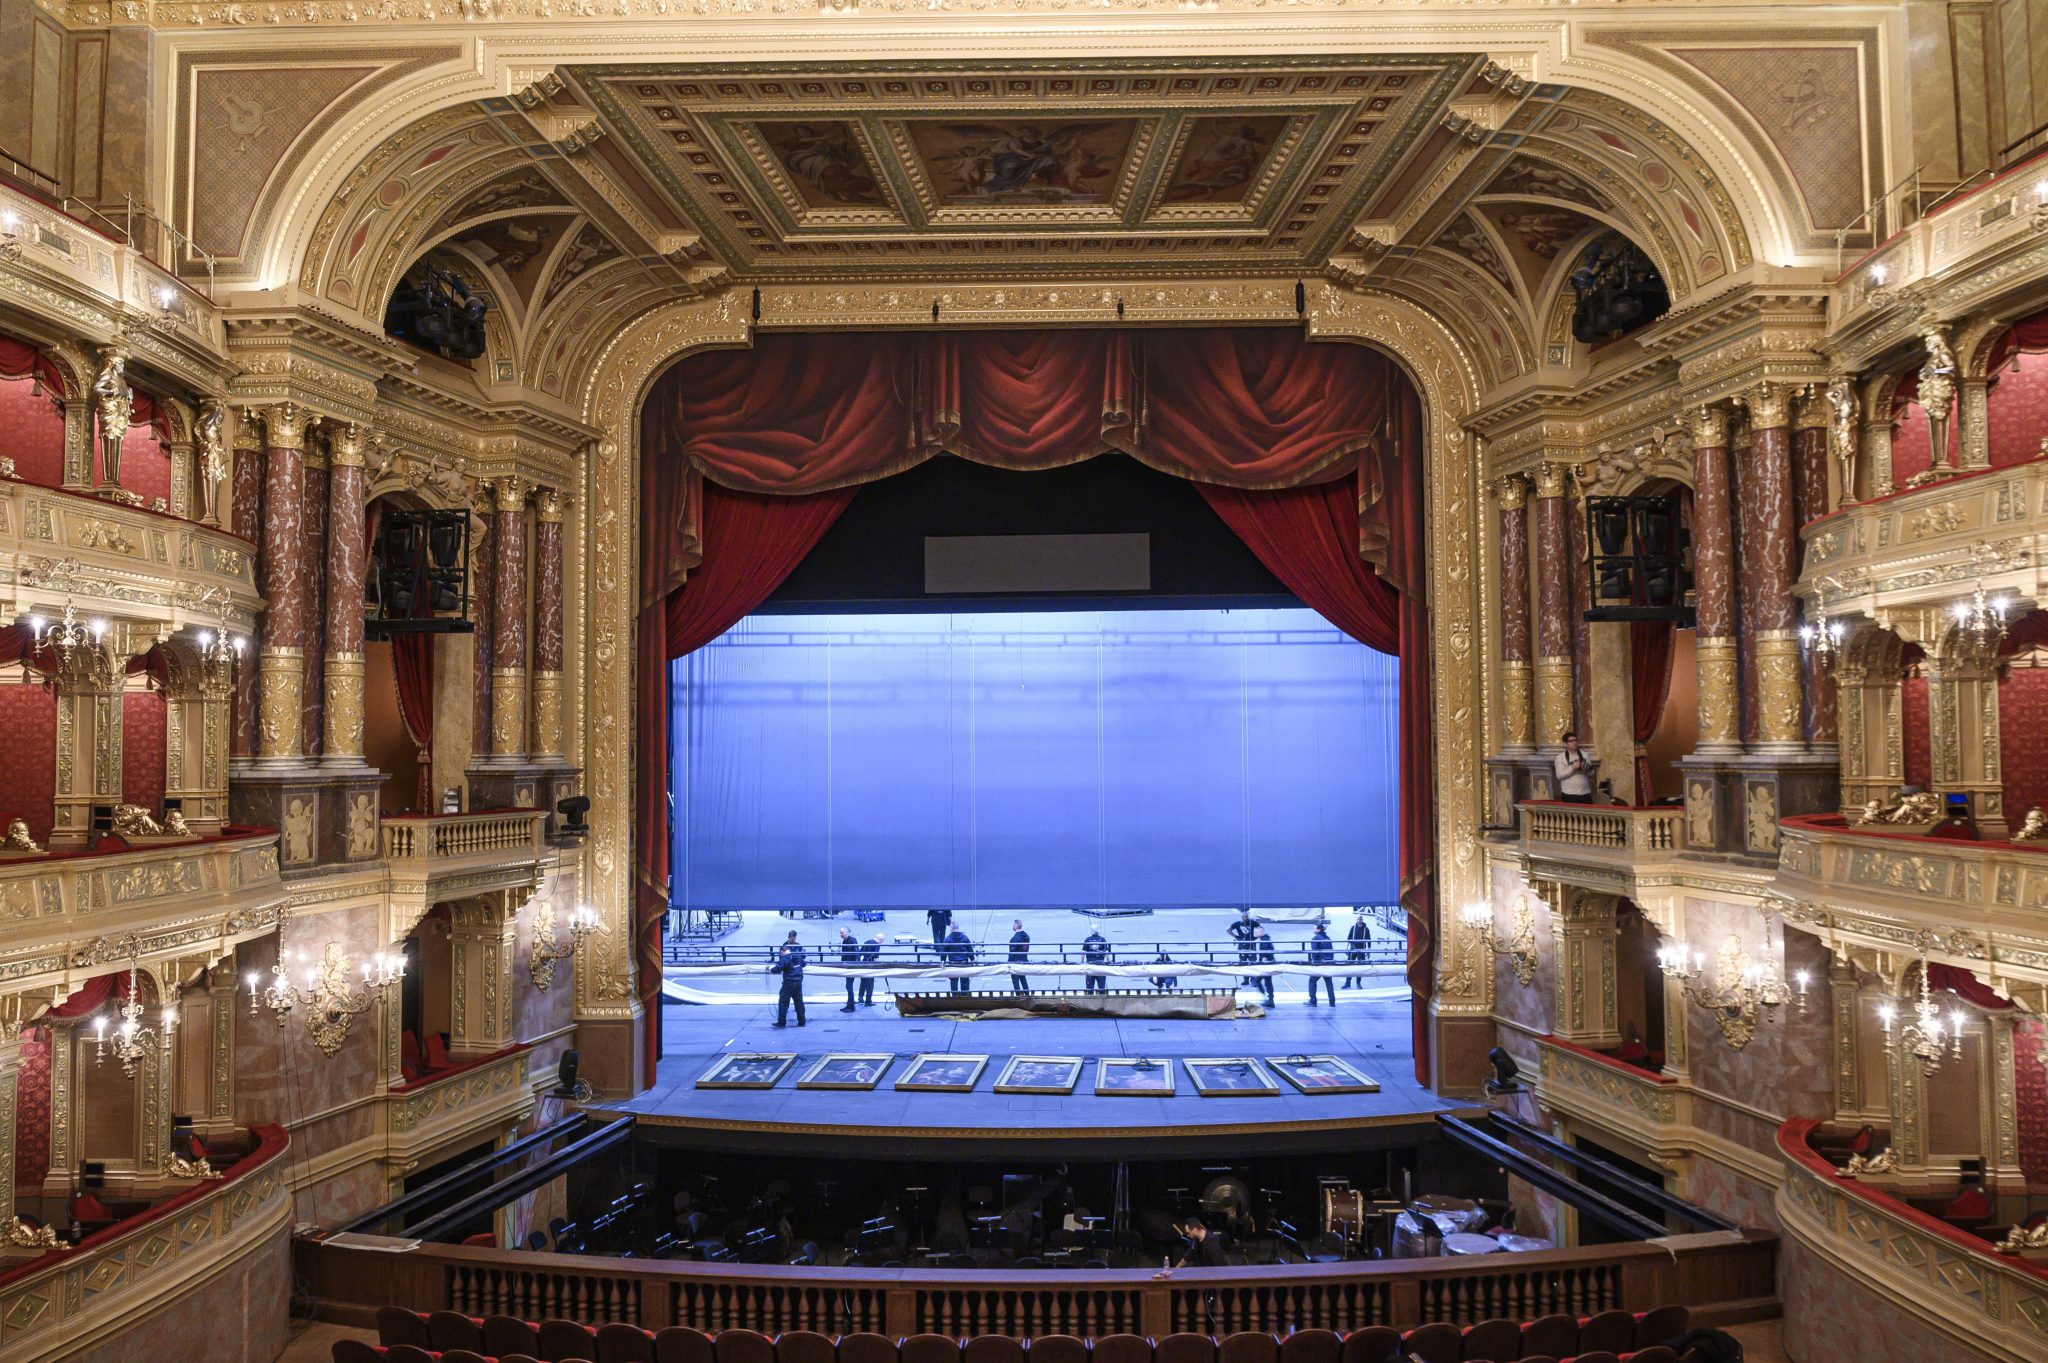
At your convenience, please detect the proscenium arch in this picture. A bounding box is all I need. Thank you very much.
[568,283,1492,1082]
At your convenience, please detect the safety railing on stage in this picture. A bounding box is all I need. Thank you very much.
[298,1226,1775,1337]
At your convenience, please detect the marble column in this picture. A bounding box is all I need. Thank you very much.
[48,633,123,850]
[489,478,531,761]
[1532,461,1576,758]
[229,413,264,760]
[1499,474,1534,753]
[323,423,369,763]
[1793,390,1838,745]
[257,404,310,763]
[300,442,330,759]
[531,487,566,760]
[1690,406,1741,752]
[1742,383,1805,752]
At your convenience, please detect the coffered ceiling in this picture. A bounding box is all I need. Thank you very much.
[567,57,1476,281]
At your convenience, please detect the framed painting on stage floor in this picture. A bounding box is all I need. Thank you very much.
[896,1053,988,1092]
[799,1053,894,1090]
[695,1053,797,1089]
[1267,1054,1380,1094]
[1185,1057,1280,1096]
[995,1055,1084,1094]
[1095,1057,1175,1096]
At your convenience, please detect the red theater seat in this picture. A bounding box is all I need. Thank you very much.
[428,1309,487,1351]
[1398,1324,1460,1363]
[1157,1332,1217,1363]
[541,1318,601,1360]
[332,1342,385,1363]
[1459,1320,1519,1362]
[1216,1332,1277,1363]
[1520,1317,1577,1360]
[443,1351,493,1363]
[657,1328,718,1363]
[714,1328,779,1363]
[377,1307,433,1348]
[504,1356,547,1363]
[597,1321,658,1362]
[963,1336,1025,1363]
[777,1330,838,1363]
[1277,1329,1340,1363]
[837,1334,898,1363]
[487,1316,545,1356]
[1631,1308,1688,1349]
[901,1334,964,1363]
[1626,1349,1681,1363]
[1567,1353,1619,1363]
[1027,1335,1089,1363]
[1093,1334,1152,1363]
[386,1348,438,1363]
[1576,1312,1634,1356]
[1340,1327,1400,1363]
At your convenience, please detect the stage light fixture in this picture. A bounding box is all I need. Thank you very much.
[367,507,474,638]
[1568,234,1670,345]
[1583,492,1692,624]
[384,261,491,361]
[557,793,591,839]
[1484,1047,1523,1096]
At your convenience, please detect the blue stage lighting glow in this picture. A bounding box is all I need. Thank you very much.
[671,607,1398,912]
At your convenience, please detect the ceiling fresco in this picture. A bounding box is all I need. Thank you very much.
[568,58,1473,280]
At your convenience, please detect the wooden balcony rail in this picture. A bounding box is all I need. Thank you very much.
[300,1227,1776,1337]
[382,809,546,862]
[1519,803,1681,855]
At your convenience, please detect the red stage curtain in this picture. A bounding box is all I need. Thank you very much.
[1631,620,1675,799]
[928,330,1134,469]
[635,482,856,1066]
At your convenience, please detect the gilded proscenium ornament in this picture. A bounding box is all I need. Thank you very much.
[292,941,402,1057]
[1459,893,1538,986]
[529,901,602,993]
[90,348,139,505]
[1753,630,1806,748]
[256,646,306,761]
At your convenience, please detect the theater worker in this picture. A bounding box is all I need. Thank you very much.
[770,930,807,1028]
[944,924,976,993]
[1254,926,1277,1006]
[927,906,954,947]
[1344,909,1371,988]
[1083,928,1111,994]
[1307,922,1336,1006]
[858,931,883,1006]
[838,927,861,1012]
[1009,919,1031,994]
[1228,907,1260,990]
[1174,1218,1231,1268]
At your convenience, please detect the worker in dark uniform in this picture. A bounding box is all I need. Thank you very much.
[943,924,975,994]
[1307,923,1336,1006]
[926,906,953,948]
[1227,908,1259,992]
[1008,919,1031,994]
[1344,909,1372,989]
[1253,925,1277,1006]
[838,927,861,1012]
[1151,951,1175,992]
[1083,928,1111,994]
[857,931,883,1006]
[771,930,807,1028]
[1174,1218,1231,1268]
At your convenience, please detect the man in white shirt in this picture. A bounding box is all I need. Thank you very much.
[1553,731,1596,803]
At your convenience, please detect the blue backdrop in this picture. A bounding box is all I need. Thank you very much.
[671,608,1399,911]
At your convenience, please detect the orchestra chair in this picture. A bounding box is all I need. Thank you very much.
[1519,1315,1578,1359]
[376,1307,433,1347]
[775,1328,839,1363]
[1276,1328,1340,1363]
[837,1333,899,1363]
[1156,1331,1217,1363]
[1025,1333,1090,1363]
[1458,1320,1519,1361]
[1092,1333,1152,1363]
[1632,1306,1689,1348]
[429,1310,488,1352]
[540,1318,602,1360]
[1216,1331,1278,1363]
[1395,1322,1460,1363]
[486,1315,545,1356]
[963,1334,1025,1363]
[1576,1310,1636,1356]
[1338,1326,1400,1363]
[714,1326,779,1363]
[656,1327,717,1363]
[597,1320,659,1362]
[901,1333,965,1363]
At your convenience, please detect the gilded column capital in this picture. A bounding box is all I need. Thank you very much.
[1743,382,1791,430]
[264,403,308,451]
[1531,461,1570,499]
[230,406,265,452]
[489,476,531,513]
[1688,405,1729,448]
[535,487,565,523]
[1793,385,1830,431]
[328,422,368,468]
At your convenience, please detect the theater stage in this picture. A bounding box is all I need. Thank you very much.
[600,990,1467,1158]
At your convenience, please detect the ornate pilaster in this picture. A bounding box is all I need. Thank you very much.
[1498,474,1534,753]
[1688,406,1741,753]
[1549,887,1621,1048]
[256,404,310,764]
[0,1031,20,1233]
[1860,374,1897,498]
[1836,627,1906,815]
[1531,461,1576,751]
[202,967,237,1137]
[1741,383,1805,753]
[322,423,369,764]
[1958,376,1991,473]
[449,896,519,1056]
[1927,626,2006,837]
[48,633,124,850]
[531,488,566,761]
[488,478,531,762]
[60,399,93,493]
[159,640,234,836]
[1794,390,1838,745]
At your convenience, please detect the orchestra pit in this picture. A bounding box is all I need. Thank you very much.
[2,5,2047,1363]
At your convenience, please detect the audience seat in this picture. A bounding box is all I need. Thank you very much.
[597,1320,658,1362]
[377,1307,433,1348]
[1093,1334,1152,1363]
[1276,1329,1339,1363]
[776,1330,838,1363]
[1576,1312,1635,1356]
[486,1316,544,1356]
[900,1334,963,1363]
[1458,1320,1518,1362]
[714,1328,779,1363]
[1027,1335,1089,1363]
[540,1319,601,1361]
[385,1348,439,1363]
[1631,1307,1687,1349]
[1215,1332,1276,1363]
[1155,1333,1216,1363]
[962,1336,1024,1363]
[657,1329,715,1363]
[1626,1348,1681,1363]
[332,1343,384,1363]
[1396,1323,1459,1363]
[431,1310,489,1352]
[836,1334,898,1363]
[1567,1352,1619,1363]
[1520,1316,1577,1359]
[503,1356,547,1363]
[443,1351,494,1363]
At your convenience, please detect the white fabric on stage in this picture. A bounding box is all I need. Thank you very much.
[667,960,1403,982]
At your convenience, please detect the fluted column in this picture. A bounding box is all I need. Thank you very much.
[531,487,566,760]
[257,404,310,762]
[1532,461,1576,755]
[323,423,368,763]
[1794,389,1837,745]
[1498,474,1534,753]
[228,412,264,760]
[1742,383,1805,752]
[1690,405,1741,752]
[488,477,530,761]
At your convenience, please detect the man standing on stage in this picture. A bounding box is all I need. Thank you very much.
[1009,919,1031,995]
[1228,907,1260,991]
[1083,927,1111,994]
[1344,909,1372,989]
[771,930,808,1028]
[1307,922,1336,1006]
[927,906,954,947]
[1253,925,1277,1006]
[858,931,883,1007]
[944,923,976,994]
[838,926,861,1012]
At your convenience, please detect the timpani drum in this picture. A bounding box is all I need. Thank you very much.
[1442,1232,1503,1256]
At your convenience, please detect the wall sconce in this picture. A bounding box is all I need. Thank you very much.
[0,210,21,264]
[24,600,108,671]
[529,903,600,992]
[92,955,177,1079]
[1658,920,1808,1051]
[1459,895,1538,986]
[1878,953,1966,1076]
[254,941,402,1056]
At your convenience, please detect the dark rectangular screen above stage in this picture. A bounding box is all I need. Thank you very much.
[925,533,1151,596]
[671,607,1398,912]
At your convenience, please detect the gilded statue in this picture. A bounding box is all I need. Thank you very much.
[1857,791,1945,827]
[1823,377,1859,508]
[1839,1147,1899,1179]
[2012,806,2047,843]
[3,819,41,853]
[91,349,135,498]
[110,804,164,837]
[2,1217,59,1248]
[1908,329,1959,486]
[195,399,227,524]
[163,809,193,837]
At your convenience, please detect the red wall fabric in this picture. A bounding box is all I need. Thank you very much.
[0,373,65,490]
[2016,1018,2048,1185]
[1902,674,1931,790]
[121,689,166,811]
[1986,349,2048,468]
[0,682,56,845]
[13,1028,51,1189]
[2000,667,2048,819]
[103,418,171,508]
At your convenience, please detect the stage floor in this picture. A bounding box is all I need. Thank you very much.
[601,992,1464,1157]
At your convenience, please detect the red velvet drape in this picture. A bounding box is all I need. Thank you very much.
[393,634,434,811]
[1985,305,2048,373]
[0,336,67,395]
[1630,620,1675,800]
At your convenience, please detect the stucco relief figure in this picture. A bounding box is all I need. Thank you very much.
[1823,377,1859,508]
[2011,806,2047,842]
[283,798,315,863]
[1745,784,1779,851]
[111,804,164,837]
[1686,782,1714,846]
[2,819,41,853]
[91,349,135,499]
[195,400,227,524]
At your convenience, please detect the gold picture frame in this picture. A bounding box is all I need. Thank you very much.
[895,1053,989,1092]
[1185,1057,1280,1096]
[797,1053,894,1090]
[695,1053,797,1089]
[1267,1054,1380,1094]
[1094,1057,1175,1096]
[993,1055,1084,1094]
